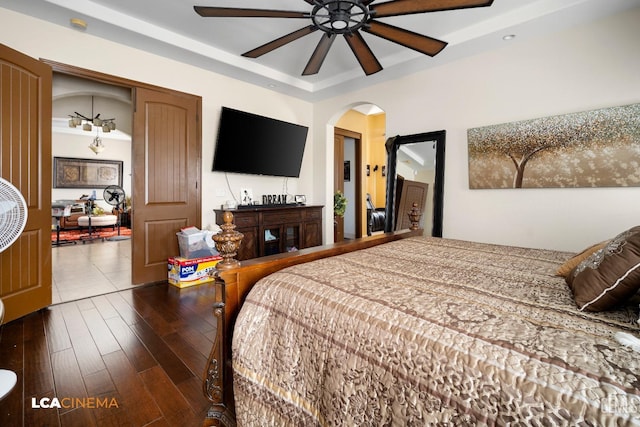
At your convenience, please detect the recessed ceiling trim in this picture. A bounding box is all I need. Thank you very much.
[443,0,592,45]
[41,0,514,93]
[19,0,637,100]
[43,0,315,92]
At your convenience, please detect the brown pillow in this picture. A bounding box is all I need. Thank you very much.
[567,226,640,311]
[556,241,609,277]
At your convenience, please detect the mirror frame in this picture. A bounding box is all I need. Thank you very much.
[384,130,446,236]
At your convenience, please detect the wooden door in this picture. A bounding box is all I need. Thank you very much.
[396,179,428,231]
[333,133,344,242]
[132,87,201,284]
[0,44,52,323]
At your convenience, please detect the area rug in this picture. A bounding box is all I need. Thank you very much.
[52,226,131,243]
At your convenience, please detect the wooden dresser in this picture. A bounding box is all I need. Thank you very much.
[214,205,323,261]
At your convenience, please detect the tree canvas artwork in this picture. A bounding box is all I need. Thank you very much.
[467,103,640,189]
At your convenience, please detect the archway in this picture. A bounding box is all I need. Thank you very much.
[325,102,386,243]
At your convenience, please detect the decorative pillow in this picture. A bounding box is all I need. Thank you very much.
[556,241,609,277]
[567,226,640,311]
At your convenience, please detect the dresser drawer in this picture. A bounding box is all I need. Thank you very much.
[303,208,322,220]
[232,213,258,227]
[262,210,302,225]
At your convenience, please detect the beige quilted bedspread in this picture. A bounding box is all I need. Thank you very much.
[232,236,640,426]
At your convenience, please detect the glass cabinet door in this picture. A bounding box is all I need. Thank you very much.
[264,227,281,256]
[285,225,300,253]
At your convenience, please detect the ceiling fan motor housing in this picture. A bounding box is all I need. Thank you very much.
[311,0,370,34]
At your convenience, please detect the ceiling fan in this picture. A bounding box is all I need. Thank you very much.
[194,0,494,76]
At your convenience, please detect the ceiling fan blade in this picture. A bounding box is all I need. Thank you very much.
[364,21,447,56]
[372,0,493,18]
[243,26,317,58]
[302,33,337,76]
[194,6,307,19]
[344,32,383,75]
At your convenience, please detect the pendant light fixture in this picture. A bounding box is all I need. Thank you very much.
[88,130,105,154]
[68,96,116,154]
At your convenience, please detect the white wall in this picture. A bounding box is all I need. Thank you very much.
[314,8,640,251]
[3,7,639,251]
[0,8,315,232]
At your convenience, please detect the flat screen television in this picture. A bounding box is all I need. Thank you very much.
[212,107,309,178]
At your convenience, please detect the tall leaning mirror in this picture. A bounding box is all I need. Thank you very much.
[384,130,446,236]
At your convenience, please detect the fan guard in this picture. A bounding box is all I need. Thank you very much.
[0,177,28,252]
[103,185,130,240]
[103,185,126,208]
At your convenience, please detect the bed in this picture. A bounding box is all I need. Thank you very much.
[203,220,640,426]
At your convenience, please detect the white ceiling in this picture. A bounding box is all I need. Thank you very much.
[3,0,638,101]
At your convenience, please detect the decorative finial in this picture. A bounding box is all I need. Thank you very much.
[408,202,422,230]
[212,211,244,270]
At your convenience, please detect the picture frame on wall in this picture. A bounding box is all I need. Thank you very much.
[467,103,640,189]
[53,157,123,189]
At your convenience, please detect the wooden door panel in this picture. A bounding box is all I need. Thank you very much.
[144,219,189,266]
[396,179,428,231]
[0,43,52,323]
[132,87,201,284]
[303,221,322,248]
[238,227,258,261]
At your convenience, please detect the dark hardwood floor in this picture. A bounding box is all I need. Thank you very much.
[0,282,219,426]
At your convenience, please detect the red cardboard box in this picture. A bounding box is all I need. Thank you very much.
[168,255,222,288]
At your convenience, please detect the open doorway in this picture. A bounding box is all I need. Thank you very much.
[333,104,386,241]
[47,59,202,291]
[51,73,133,303]
[334,127,362,241]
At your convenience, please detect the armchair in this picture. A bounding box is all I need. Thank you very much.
[366,193,386,236]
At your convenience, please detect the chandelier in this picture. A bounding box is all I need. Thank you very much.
[68,96,115,154]
[68,113,116,133]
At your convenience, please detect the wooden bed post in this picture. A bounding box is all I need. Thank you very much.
[203,211,243,426]
[203,281,236,426]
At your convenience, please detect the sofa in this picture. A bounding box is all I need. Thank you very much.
[55,202,86,229]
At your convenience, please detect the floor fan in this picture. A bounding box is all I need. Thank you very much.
[103,185,130,241]
[0,177,25,400]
